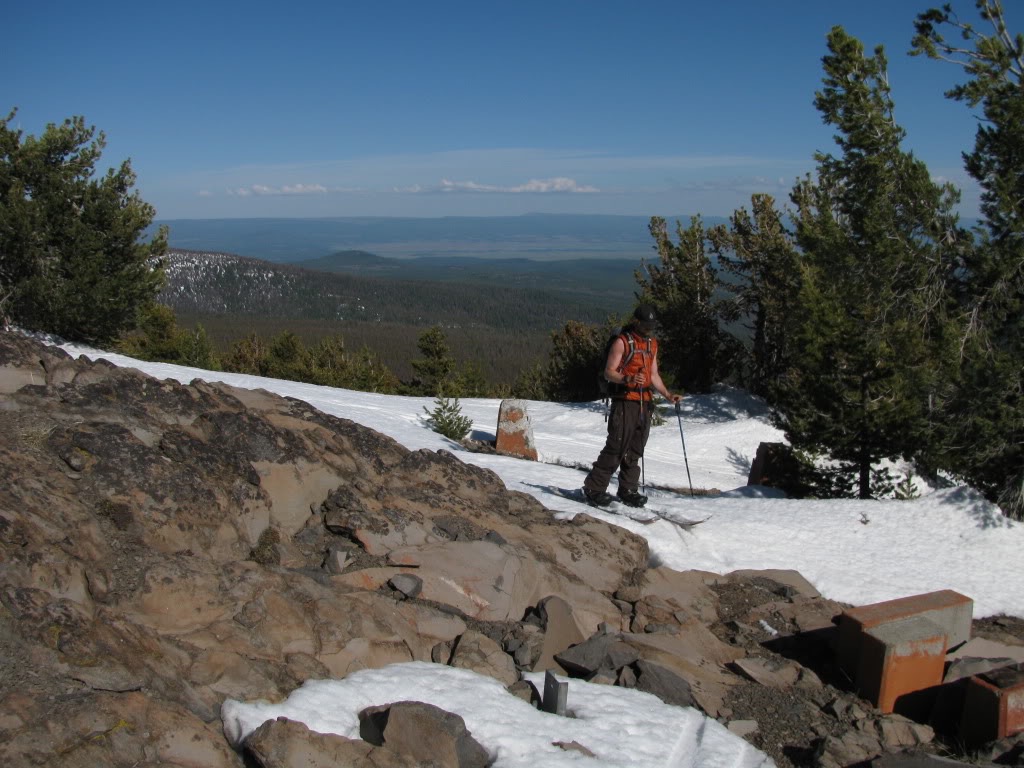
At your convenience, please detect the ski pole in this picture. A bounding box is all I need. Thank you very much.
[640,386,647,493]
[675,401,694,497]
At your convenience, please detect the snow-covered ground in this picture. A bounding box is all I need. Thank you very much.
[54,342,1024,768]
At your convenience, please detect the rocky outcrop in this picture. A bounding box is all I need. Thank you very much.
[0,333,647,766]
[1,331,1021,768]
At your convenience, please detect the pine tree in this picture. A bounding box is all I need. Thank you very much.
[776,27,963,498]
[178,324,217,370]
[0,111,166,343]
[423,396,473,441]
[117,304,181,361]
[408,326,457,396]
[641,216,735,392]
[263,331,312,383]
[117,304,218,370]
[222,333,271,376]
[708,194,801,397]
[912,0,1024,517]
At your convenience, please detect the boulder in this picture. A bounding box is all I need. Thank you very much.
[554,632,640,679]
[449,630,519,686]
[532,595,586,673]
[634,659,696,708]
[359,701,490,768]
[746,441,802,493]
[243,717,416,768]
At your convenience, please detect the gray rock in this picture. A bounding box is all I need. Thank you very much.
[506,624,544,669]
[824,696,870,722]
[245,716,416,767]
[588,667,618,685]
[554,632,640,677]
[432,638,456,665]
[532,595,585,673]
[323,545,350,574]
[874,716,934,750]
[731,656,803,688]
[727,719,759,737]
[615,585,642,603]
[554,740,597,757]
[360,701,490,768]
[449,629,519,686]
[389,573,423,599]
[815,731,884,768]
[633,659,695,708]
[943,655,1017,684]
[507,679,542,707]
[617,664,638,688]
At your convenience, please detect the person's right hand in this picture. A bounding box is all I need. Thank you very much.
[627,372,647,387]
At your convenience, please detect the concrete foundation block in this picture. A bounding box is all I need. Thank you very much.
[837,590,973,678]
[960,662,1024,745]
[495,399,538,461]
[857,616,948,714]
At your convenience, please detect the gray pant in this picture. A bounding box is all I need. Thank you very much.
[584,399,651,494]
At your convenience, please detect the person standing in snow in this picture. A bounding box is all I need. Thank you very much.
[583,304,682,508]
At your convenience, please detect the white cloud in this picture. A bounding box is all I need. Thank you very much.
[226,183,329,197]
[513,177,599,193]
[435,176,599,194]
[281,183,328,195]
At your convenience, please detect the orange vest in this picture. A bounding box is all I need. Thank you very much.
[616,332,657,401]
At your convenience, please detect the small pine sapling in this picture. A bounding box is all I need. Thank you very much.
[424,395,473,441]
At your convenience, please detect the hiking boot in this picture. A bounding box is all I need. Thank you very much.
[583,488,616,508]
[616,488,648,507]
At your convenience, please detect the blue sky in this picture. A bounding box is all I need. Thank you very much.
[8,0,1016,221]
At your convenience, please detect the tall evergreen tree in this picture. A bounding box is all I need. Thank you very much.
[777,27,964,498]
[641,216,734,392]
[912,0,1024,517]
[708,194,801,397]
[263,331,312,383]
[0,111,167,343]
[409,325,457,396]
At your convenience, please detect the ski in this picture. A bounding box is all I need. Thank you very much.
[548,487,710,528]
[548,487,659,522]
[642,506,711,529]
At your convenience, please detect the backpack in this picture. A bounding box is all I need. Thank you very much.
[597,330,648,400]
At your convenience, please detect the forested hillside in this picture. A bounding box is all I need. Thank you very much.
[294,250,643,300]
[159,248,635,384]
[160,249,621,330]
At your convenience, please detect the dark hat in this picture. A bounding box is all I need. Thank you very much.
[633,304,657,333]
[634,304,656,324]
